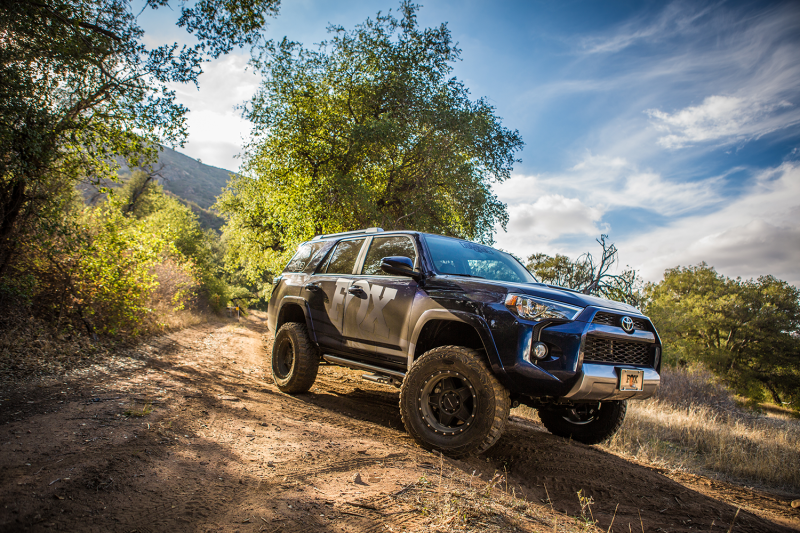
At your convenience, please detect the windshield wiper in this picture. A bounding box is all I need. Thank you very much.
[447,273,485,279]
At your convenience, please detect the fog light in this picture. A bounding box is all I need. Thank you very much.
[531,342,548,360]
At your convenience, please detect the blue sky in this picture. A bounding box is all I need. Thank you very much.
[138,0,800,286]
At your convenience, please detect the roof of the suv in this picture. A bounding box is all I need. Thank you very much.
[311,227,427,241]
[310,228,488,246]
[311,227,385,240]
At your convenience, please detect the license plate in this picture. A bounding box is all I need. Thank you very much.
[619,369,644,391]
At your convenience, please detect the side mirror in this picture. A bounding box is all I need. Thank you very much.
[380,256,421,280]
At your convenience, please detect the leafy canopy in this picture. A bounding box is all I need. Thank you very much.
[646,263,800,409]
[0,0,280,272]
[217,1,524,283]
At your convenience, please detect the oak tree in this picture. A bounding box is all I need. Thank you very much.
[0,0,280,273]
[646,264,800,409]
[216,1,524,283]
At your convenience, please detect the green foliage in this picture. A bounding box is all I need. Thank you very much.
[646,263,800,409]
[0,0,279,272]
[217,1,524,284]
[526,235,643,307]
[75,207,162,334]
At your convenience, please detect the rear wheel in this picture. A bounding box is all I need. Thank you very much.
[271,322,319,393]
[538,401,627,444]
[400,346,510,457]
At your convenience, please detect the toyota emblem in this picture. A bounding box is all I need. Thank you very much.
[620,316,635,333]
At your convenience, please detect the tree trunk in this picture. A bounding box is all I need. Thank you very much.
[765,382,783,405]
[0,178,27,275]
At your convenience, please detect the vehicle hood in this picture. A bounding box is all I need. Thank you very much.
[504,281,640,314]
[430,275,642,315]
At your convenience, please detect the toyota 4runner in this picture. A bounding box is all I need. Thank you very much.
[267,228,661,456]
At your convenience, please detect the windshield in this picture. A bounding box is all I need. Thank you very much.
[423,234,536,284]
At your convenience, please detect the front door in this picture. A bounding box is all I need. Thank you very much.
[342,235,419,366]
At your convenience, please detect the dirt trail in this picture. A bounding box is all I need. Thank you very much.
[1,313,797,532]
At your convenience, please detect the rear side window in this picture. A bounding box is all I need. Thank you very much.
[361,236,417,276]
[284,241,325,273]
[320,238,366,274]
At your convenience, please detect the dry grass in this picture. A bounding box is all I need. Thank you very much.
[0,304,208,389]
[394,459,603,532]
[146,301,208,332]
[602,367,800,491]
[514,366,800,492]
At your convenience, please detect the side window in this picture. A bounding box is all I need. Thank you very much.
[321,238,366,274]
[361,236,417,276]
[284,242,325,273]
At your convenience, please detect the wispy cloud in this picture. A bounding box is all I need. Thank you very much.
[580,1,719,54]
[493,152,727,260]
[619,162,800,286]
[548,1,800,157]
[647,95,796,148]
[496,153,722,219]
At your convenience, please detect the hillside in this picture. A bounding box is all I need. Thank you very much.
[147,146,234,211]
[80,146,233,232]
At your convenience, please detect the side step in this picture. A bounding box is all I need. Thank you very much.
[322,354,405,387]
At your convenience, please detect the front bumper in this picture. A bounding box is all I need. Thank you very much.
[490,305,662,400]
[561,363,660,401]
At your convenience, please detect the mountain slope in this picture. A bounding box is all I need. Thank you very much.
[81,146,234,232]
[149,146,234,211]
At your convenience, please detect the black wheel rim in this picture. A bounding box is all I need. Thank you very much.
[419,370,478,436]
[561,404,599,425]
[274,338,295,379]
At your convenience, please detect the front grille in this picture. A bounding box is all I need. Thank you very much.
[583,336,654,367]
[593,312,650,331]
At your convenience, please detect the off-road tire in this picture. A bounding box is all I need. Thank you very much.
[400,346,510,457]
[538,401,627,444]
[271,322,319,394]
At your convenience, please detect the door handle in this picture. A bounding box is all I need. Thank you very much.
[347,285,367,296]
[304,283,321,292]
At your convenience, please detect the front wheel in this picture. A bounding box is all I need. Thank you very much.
[271,322,319,394]
[400,346,510,457]
[538,401,627,444]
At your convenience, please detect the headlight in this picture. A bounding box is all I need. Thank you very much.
[504,294,583,321]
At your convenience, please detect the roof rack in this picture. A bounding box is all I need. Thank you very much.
[312,227,384,240]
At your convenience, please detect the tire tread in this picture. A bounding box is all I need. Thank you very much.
[400,346,510,457]
[271,322,319,394]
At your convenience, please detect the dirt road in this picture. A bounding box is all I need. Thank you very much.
[1,313,797,532]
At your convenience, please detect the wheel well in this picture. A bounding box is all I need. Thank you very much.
[277,303,306,330]
[413,320,486,360]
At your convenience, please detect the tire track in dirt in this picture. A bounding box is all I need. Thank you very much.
[0,312,797,532]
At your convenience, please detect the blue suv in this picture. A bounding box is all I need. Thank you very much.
[267,228,661,456]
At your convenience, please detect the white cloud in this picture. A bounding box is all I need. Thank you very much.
[619,162,800,286]
[495,154,722,225]
[507,195,605,238]
[494,194,605,260]
[647,95,797,148]
[168,54,260,171]
[580,1,716,55]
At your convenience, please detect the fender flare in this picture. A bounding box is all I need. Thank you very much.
[276,297,317,343]
[407,309,508,384]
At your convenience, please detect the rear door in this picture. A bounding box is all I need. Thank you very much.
[342,235,419,365]
[303,238,367,350]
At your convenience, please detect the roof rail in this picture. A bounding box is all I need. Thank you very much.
[312,227,384,240]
